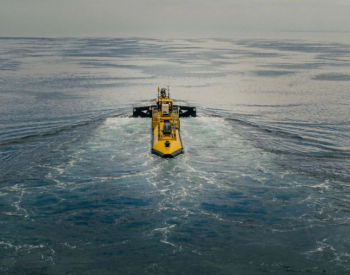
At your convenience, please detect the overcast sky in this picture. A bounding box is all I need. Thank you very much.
[1,0,350,38]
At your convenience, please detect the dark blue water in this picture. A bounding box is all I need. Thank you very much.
[1,37,350,274]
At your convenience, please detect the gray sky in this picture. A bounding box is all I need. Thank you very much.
[1,0,350,38]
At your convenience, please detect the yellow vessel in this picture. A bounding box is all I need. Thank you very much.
[133,87,196,158]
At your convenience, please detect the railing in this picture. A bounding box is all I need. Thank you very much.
[173,106,179,115]
[157,115,160,139]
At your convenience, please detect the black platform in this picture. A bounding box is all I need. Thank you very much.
[133,105,196,117]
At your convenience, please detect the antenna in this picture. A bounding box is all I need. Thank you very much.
[167,85,170,98]
[157,87,160,109]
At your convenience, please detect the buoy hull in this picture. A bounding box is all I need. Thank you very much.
[152,124,183,158]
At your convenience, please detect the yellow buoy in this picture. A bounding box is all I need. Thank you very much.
[133,87,196,158]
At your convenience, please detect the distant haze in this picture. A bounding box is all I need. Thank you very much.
[1,0,350,38]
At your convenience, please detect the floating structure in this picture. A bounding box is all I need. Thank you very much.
[133,87,196,158]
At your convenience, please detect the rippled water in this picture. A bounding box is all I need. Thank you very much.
[1,36,350,274]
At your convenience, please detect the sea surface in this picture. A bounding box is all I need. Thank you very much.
[1,35,350,274]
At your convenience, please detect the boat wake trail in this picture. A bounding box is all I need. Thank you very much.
[200,108,350,183]
[1,103,350,274]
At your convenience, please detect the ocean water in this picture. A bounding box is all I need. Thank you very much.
[1,35,350,274]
